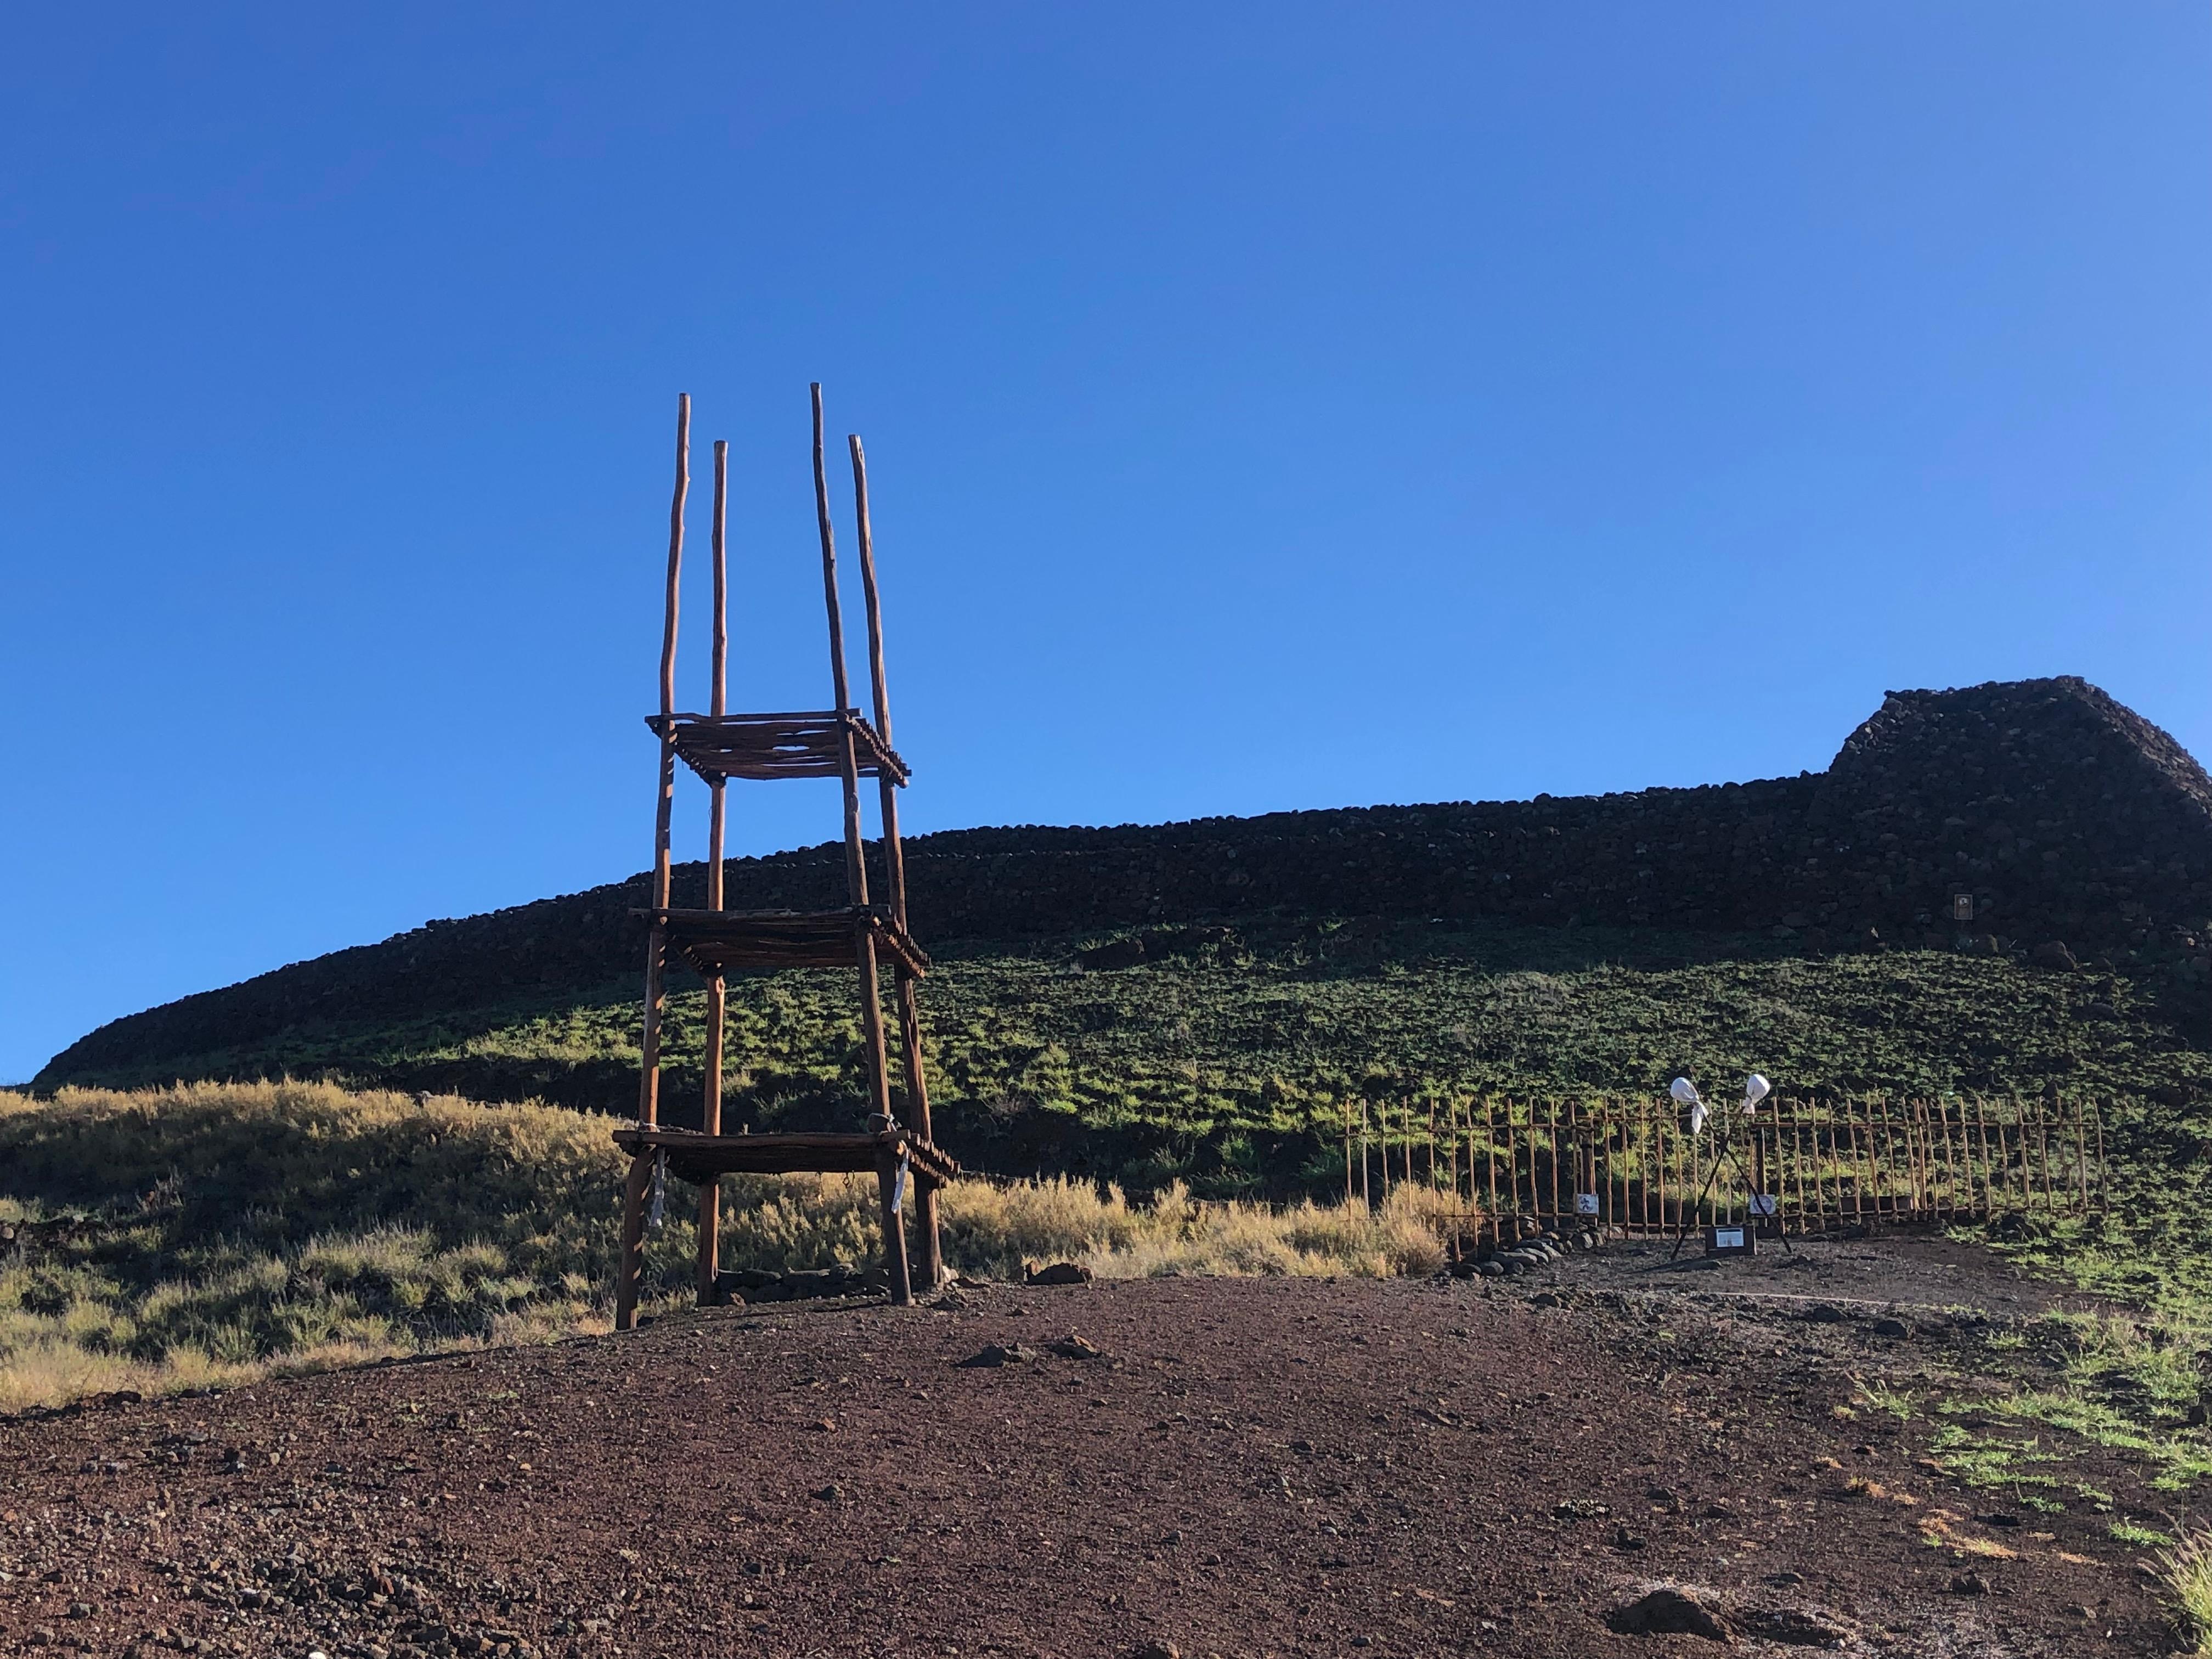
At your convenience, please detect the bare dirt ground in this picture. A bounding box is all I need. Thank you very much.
[0,1240,2177,1658]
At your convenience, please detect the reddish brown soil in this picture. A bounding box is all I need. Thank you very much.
[0,1269,2174,1658]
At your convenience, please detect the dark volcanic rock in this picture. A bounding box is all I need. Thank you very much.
[1607,1586,1733,1641]
[40,676,2212,1094]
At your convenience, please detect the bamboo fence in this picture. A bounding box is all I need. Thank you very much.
[1338,1093,2106,1243]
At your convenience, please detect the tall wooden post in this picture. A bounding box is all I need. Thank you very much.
[813,386,906,1305]
[614,1149,654,1332]
[637,393,689,1128]
[850,432,941,1289]
[697,438,730,1305]
[618,393,687,1333]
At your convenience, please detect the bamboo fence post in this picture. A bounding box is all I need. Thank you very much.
[1922,1102,1938,1218]
[1870,1098,1892,1228]
[1836,1102,1854,1229]
[1545,1103,1561,1226]
[1428,1094,1438,1188]
[1803,1109,1821,1233]
[696,436,731,1305]
[1788,1111,1809,1234]
[850,431,941,1289]
[1361,1098,1372,1210]
[2012,1098,2035,1210]
[1846,1101,1866,1229]
[1483,1099,1499,1244]
[1935,1098,1960,1223]
[1612,1110,1626,1227]
[1447,1097,1460,1205]
[1513,1102,1527,1233]
[1901,1099,1921,1218]
[2073,1108,2091,1213]
[1887,1101,1903,1220]
[1818,1108,1835,1232]
[636,393,689,1131]
[2036,1099,2057,1212]
[1871,1098,1893,1227]
[1867,1097,1884,1229]
[1904,1101,1924,1218]
[1972,1094,1996,1218]
[1344,1097,1353,1205]
[2005,1098,2024,1212]
[1655,1094,1670,1234]
[1632,1097,1647,1233]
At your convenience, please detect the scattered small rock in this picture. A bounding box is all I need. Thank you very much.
[1948,1570,1990,1596]
[1871,1318,1910,1339]
[1025,1261,1093,1286]
[1742,1606,1855,1646]
[1802,1304,1847,1324]
[957,1344,1039,1368]
[1611,1525,1647,1551]
[1127,1643,1180,1659]
[1606,1586,1732,1641]
[1048,1335,1107,1361]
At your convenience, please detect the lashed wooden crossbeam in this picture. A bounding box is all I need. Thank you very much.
[650,709,911,787]
[614,1125,959,1187]
[636,905,930,979]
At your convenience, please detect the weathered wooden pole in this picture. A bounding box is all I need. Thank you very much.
[637,393,688,1130]
[813,385,905,1305]
[618,393,687,1333]
[696,437,730,1305]
[850,431,941,1290]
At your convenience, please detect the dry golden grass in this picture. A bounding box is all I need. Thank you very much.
[0,1081,1469,1411]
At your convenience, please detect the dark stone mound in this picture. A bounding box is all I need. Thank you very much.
[38,676,2212,1098]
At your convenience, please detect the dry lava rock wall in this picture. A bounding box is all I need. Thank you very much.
[40,676,2212,1084]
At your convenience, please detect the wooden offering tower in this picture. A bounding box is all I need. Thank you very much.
[612,386,957,1327]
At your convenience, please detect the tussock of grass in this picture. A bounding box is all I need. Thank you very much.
[0,1081,1469,1412]
[2162,1529,2212,1655]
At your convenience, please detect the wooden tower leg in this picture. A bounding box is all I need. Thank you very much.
[615,1149,653,1331]
[849,431,943,1288]
[814,386,907,1304]
[637,392,689,1130]
[697,437,730,1306]
[894,971,941,1285]
[876,1145,914,1307]
[856,929,903,1300]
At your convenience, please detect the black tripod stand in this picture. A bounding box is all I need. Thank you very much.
[1668,1110,1794,1261]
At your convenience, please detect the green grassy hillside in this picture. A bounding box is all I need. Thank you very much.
[52,916,2212,1195]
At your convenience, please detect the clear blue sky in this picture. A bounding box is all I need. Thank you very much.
[3,4,2207,1081]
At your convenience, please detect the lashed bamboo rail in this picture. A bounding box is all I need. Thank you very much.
[1368,1093,2106,1240]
